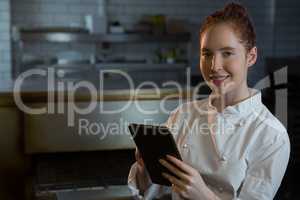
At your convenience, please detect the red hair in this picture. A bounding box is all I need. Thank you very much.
[200,2,256,52]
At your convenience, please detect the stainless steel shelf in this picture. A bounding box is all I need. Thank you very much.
[27,63,188,71]
[95,63,188,71]
[18,32,191,43]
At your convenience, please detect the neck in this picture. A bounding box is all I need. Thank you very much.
[212,85,251,112]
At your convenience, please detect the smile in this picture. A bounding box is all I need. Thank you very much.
[209,75,230,86]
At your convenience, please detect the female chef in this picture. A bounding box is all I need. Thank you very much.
[128,2,290,200]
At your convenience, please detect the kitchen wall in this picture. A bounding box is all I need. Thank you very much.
[0,0,11,80]
[11,0,101,76]
[12,0,104,27]
[274,0,300,57]
[6,0,300,84]
[12,0,286,84]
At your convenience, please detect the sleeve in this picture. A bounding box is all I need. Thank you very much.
[127,108,180,199]
[237,132,290,200]
[128,161,171,200]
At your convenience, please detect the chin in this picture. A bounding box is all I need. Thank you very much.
[210,81,236,96]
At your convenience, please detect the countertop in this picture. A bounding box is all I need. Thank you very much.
[0,78,195,105]
[37,185,136,200]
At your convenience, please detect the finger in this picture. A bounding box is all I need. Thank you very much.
[172,184,189,200]
[135,148,141,159]
[172,183,180,193]
[162,172,187,191]
[159,159,190,182]
[135,148,145,167]
[166,155,195,175]
[137,159,144,167]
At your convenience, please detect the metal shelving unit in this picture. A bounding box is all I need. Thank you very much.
[12,30,191,80]
[18,32,191,43]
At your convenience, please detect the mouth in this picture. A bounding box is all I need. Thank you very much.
[209,75,230,86]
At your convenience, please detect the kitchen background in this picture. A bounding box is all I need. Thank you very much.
[0,0,299,200]
[0,0,298,83]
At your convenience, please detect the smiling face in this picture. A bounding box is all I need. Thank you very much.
[200,23,257,97]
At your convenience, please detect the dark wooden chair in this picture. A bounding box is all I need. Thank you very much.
[264,56,300,200]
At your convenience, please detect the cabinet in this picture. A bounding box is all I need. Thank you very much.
[24,98,182,153]
[0,106,26,199]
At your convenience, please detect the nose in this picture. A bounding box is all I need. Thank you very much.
[211,54,222,72]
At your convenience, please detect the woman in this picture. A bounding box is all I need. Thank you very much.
[128,3,290,200]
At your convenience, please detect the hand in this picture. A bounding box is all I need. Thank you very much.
[159,155,219,200]
[135,148,151,191]
[135,148,145,168]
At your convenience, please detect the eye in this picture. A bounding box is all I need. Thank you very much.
[222,51,233,57]
[201,52,212,58]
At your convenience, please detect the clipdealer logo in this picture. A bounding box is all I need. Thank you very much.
[13,68,198,127]
[12,66,288,139]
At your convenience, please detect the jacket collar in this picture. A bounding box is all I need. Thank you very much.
[207,88,263,116]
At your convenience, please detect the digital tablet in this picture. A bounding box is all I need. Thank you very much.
[128,123,182,186]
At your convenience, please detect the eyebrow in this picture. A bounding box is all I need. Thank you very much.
[201,47,236,52]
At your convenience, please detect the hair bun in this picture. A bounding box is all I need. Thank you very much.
[200,2,256,51]
[223,2,248,18]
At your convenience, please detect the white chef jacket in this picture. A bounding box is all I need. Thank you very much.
[128,89,290,200]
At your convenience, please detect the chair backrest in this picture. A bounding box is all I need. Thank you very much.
[265,56,299,130]
[265,56,300,199]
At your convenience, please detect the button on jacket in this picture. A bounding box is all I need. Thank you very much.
[128,89,290,200]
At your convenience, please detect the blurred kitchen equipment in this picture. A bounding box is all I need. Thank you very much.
[151,15,166,35]
[55,185,133,200]
[130,15,166,35]
[141,14,166,35]
[56,51,91,65]
[166,18,188,34]
[25,99,181,200]
[36,65,97,81]
[154,47,186,64]
[129,21,152,34]
[109,21,125,34]
[22,54,57,67]
[12,15,191,81]
[24,99,181,153]
[26,51,97,81]
[130,16,188,36]
[32,151,136,200]
[20,54,57,75]
[84,0,108,34]
[84,14,107,34]
[19,26,89,34]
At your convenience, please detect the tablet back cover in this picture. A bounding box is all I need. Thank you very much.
[129,123,182,186]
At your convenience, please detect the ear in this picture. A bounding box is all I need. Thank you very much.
[246,46,257,68]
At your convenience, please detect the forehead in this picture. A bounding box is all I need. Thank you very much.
[200,23,243,50]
